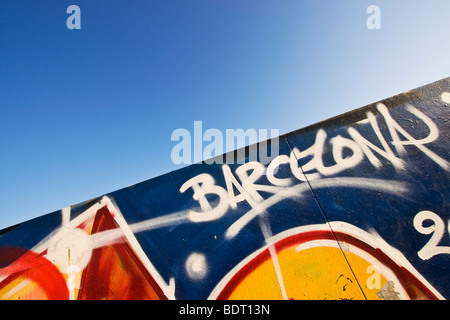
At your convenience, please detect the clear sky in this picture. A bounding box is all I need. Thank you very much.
[0,0,449,230]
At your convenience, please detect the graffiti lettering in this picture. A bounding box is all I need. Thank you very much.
[348,109,404,169]
[179,174,229,222]
[379,104,449,170]
[1,81,449,300]
[413,210,450,260]
[291,103,448,178]
[180,103,448,239]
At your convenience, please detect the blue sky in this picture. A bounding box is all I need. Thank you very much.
[0,0,449,229]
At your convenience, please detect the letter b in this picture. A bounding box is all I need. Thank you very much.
[179,174,229,222]
[224,305,230,314]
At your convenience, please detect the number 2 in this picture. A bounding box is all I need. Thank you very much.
[413,210,450,260]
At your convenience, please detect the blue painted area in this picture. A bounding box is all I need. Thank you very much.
[0,77,449,299]
[284,78,450,294]
[0,210,61,251]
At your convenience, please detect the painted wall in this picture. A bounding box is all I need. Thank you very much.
[0,78,449,300]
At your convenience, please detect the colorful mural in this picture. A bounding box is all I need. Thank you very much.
[0,77,449,300]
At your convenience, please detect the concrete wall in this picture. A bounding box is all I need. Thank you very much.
[0,78,449,300]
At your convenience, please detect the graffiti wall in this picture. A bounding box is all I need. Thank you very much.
[0,78,449,300]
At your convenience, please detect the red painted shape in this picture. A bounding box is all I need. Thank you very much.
[0,247,69,300]
[216,229,440,300]
[77,206,167,300]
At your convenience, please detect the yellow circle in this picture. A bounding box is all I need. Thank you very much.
[227,245,389,300]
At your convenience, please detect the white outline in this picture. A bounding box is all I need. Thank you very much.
[208,222,444,300]
[7,196,172,300]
